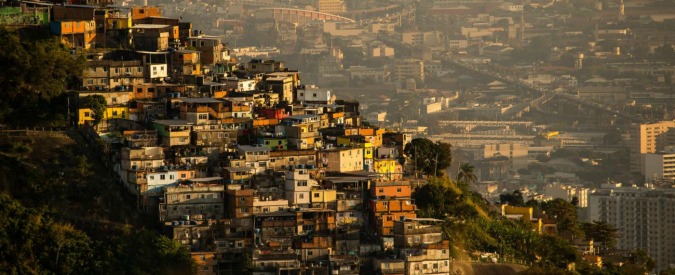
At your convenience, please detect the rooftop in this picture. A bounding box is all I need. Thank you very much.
[152,119,192,126]
[132,24,170,29]
[180,97,223,104]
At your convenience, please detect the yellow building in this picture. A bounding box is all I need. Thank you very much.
[630,120,675,174]
[501,204,542,233]
[359,127,385,147]
[311,189,337,203]
[78,106,129,125]
[373,158,402,180]
[106,17,132,30]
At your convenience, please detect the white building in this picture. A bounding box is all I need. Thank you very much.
[588,183,675,271]
[297,88,332,103]
[644,146,675,181]
[284,168,319,207]
[543,183,589,208]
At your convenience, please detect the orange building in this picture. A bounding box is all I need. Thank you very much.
[50,20,96,49]
[369,181,417,236]
[192,252,217,275]
[370,181,412,198]
[131,6,162,20]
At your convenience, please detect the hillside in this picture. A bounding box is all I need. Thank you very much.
[451,262,527,275]
[0,129,196,274]
[0,129,143,224]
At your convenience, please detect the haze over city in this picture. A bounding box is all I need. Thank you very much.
[1,0,675,274]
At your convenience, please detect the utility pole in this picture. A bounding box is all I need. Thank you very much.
[414,145,417,179]
[434,153,439,177]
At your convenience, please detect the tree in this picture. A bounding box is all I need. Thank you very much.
[581,221,619,252]
[85,95,107,126]
[500,190,524,206]
[0,27,84,127]
[534,235,580,270]
[622,249,656,274]
[404,138,452,177]
[541,199,580,235]
[457,163,477,184]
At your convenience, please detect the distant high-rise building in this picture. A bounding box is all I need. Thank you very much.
[314,0,346,14]
[630,121,675,174]
[394,59,424,86]
[619,0,625,21]
[588,183,675,271]
[644,146,675,181]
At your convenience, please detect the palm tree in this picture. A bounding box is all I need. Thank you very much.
[457,163,478,184]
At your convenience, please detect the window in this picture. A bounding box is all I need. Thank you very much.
[181,173,186,179]
[298,181,307,187]
[240,207,249,213]
[87,79,93,84]
[84,112,90,117]
[314,193,320,198]
[239,197,246,202]
[160,175,165,180]
[299,193,304,199]
[149,175,155,180]
[397,188,402,192]
[185,195,191,199]
[198,114,208,120]
[170,175,174,180]
[307,251,313,256]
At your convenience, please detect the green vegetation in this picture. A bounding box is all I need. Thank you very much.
[404,138,452,177]
[0,193,196,275]
[414,176,655,274]
[0,27,84,127]
[85,94,107,126]
[0,132,196,274]
[456,163,477,185]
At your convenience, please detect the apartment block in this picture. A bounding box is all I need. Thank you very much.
[588,184,675,271]
[630,121,675,174]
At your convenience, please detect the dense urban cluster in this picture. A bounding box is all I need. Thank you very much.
[2,0,675,274]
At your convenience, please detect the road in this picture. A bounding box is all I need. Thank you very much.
[444,58,642,123]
